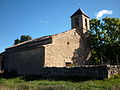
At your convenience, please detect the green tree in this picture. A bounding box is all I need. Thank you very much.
[20,35,32,43]
[89,17,120,65]
[14,35,32,45]
[14,38,20,45]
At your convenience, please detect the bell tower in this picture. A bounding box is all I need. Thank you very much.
[70,9,90,33]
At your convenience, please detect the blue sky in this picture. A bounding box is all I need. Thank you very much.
[0,0,120,52]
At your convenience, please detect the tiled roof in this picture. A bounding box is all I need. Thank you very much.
[6,29,75,49]
[6,35,52,49]
[70,9,89,18]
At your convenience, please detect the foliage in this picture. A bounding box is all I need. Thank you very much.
[14,35,32,45]
[14,39,20,45]
[89,17,120,64]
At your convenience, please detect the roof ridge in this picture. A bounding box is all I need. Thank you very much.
[6,35,51,49]
[6,29,76,49]
[70,8,89,18]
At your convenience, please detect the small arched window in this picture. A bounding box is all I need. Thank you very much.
[74,32,76,36]
[67,42,70,45]
[75,18,79,28]
[85,18,88,29]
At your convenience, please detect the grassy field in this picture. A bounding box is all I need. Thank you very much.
[0,75,120,90]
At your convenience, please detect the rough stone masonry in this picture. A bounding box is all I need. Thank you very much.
[3,9,91,74]
[0,9,120,79]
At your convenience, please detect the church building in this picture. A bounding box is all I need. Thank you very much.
[3,9,91,74]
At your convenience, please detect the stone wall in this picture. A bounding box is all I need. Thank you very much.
[44,29,80,67]
[44,29,90,67]
[3,28,91,74]
[4,47,45,75]
[107,65,120,78]
[0,52,4,71]
[82,14,90,33]
[17,65,120,79]
[0,53,2,70]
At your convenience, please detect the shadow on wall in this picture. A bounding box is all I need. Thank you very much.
[72,30,91,65]
[0,52,5,71]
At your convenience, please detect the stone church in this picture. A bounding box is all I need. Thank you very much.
[2,9,91,74]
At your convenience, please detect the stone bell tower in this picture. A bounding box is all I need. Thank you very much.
[70,9,90,33]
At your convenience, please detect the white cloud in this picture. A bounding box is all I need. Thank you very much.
[96,10,113,19]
